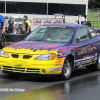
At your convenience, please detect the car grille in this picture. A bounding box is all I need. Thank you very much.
[23,55,32,59]
[11,54,19,58]
[26,68,40,73]
[2,66,40,73]
[14,67,25,72]
[11,54,32,59]
[3,66,13,71]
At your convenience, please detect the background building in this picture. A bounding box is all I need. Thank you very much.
[0,0,88,30]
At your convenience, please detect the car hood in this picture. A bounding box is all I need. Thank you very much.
[3,41,73,57]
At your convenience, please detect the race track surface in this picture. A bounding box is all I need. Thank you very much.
[0,68,100,100]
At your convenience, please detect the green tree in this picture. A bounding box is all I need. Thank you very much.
[89,0,100,8]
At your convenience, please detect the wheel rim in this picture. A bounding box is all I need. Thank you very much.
[98,55,100,69]
[64,59,71,77]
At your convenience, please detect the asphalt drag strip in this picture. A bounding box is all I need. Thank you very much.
[0,68,100,100]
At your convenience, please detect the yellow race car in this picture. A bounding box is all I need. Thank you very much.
[0,24,100,80]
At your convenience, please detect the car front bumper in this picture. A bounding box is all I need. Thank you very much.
[0,56,65,75]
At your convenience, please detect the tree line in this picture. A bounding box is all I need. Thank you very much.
[89,0,100,8]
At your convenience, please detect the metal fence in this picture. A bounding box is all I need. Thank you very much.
[90,21,100,28]
[88,8,100,21]
[88,8,100,28]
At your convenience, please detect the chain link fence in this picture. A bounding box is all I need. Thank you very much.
[88,8,100,28]
[88,8,100,21]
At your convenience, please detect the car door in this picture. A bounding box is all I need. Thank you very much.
[73,26,99,69]
[87,27,100,64]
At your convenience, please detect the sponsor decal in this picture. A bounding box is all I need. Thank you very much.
[75,55,94,62]
[91,33,96,37]
[81,60,85,65]
[50,67,62,72]
[15,64,23,67]
[56,60,63,63]
[75,62,81,66]
[82,55,94,60]
[86,59,92,64]
[75,59,82,62]
[57,55,63,58]
[78,65,83,68]
[50,68,56,72]
[56,67,62,71]
[75,55,94,63]
[75,55,95,67]
[78,46,97,55]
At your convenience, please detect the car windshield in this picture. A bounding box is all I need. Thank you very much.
[14,18,23,22]
[25,26,74,43]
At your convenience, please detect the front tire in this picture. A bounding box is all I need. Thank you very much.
[58,57,72,80]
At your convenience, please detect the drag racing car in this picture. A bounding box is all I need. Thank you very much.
[0,23,100,80]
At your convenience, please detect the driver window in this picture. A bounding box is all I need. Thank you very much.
[75,26,89,43]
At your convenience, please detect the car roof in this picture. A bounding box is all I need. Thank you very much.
[43,23,86,28]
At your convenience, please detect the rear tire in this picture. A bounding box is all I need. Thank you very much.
[58,57,72,80]
[94,54,100,71]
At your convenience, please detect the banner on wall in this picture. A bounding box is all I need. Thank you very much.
[53,20,63,23]
[43,20,52,24]
[33,20,42,26]
[33,19,63,26]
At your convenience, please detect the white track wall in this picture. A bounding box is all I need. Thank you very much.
[1,13,86,31]
[4,0,88,4]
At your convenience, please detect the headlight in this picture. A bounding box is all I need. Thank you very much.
[0,50,9,57]
[35,54,56,60]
